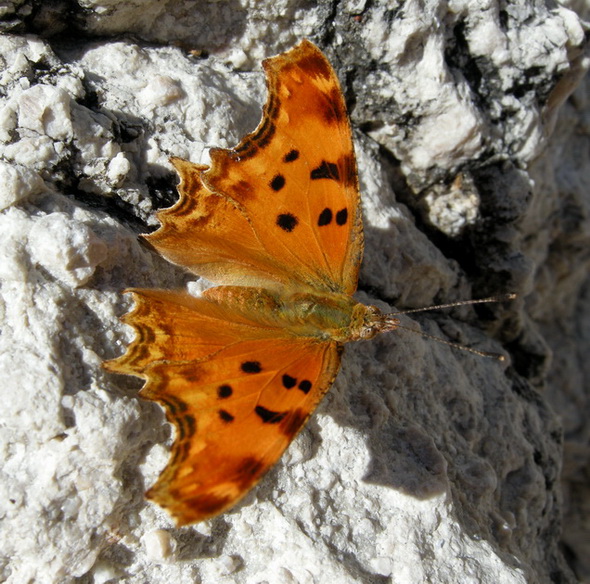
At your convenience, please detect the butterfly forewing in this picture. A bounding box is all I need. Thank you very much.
[147,40,362,294]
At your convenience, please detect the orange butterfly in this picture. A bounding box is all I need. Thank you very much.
[105,40,475,525]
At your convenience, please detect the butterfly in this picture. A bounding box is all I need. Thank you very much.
[104,39,493,525]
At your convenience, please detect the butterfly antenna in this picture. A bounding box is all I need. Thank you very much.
[388,293,517,317]
[394,323,507,361]
[384,293,517,361]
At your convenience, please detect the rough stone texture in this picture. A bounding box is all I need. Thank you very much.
[0,1,588,583]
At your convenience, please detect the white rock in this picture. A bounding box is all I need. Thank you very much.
[106,152,131,187]
[29,212,108,287]
[17,84,73,141]
[0,161,45,211]
[137,75,184,110]
[143,529,175,562]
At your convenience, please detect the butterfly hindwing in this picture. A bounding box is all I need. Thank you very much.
[105,287,343,524]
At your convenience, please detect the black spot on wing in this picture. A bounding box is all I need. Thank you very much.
[277,213,298,232]
[336,208,348,225]
[283,149,299,162]
[219,409,234,423]
[241,361,262,373]
[298,380,312,394]
[255,405,287,424]
[318,207,333,226]
[270,174,285,191]
[310,160,340,181]
[282,374,297,389]
[217,384,233,398]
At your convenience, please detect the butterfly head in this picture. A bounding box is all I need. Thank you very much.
[349,304,400,341]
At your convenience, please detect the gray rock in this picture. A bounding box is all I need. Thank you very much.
[0,1,587,583]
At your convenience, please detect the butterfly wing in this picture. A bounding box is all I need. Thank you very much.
[147,40,363,294]
[105,287,343,525]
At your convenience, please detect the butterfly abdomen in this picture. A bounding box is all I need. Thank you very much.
[275,291,364,340]
[202,285,389,342]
